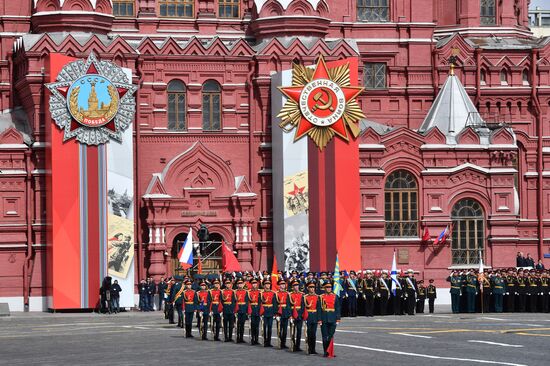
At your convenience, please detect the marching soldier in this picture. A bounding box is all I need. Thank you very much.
[505,269,517,312]
[209,279,223,341]
[260,279,278,347]
[304,282,321,355]
[491,272,505,313]
[465,270,478,313]
[289,280,305,352]
[234,278,248,343]
[182,280,196,338]
[320,282,341,358]
[403,269,417,315]
[416,280,426,314]
[247,278,262,345]
[276,279,291,349]
[446,270,462,313]
[361,270,376,317]
[222,279,236,342]
[427,279,437,313]
[195,280,211,340]
[170,278,185,327]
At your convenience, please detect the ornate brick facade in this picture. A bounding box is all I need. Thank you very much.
[1,0,549,309]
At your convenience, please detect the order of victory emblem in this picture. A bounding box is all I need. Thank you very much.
[277,56,366,150]
[47,53,137,145]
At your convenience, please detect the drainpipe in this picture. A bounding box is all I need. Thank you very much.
[23,150,33,310]
[531,49,543,261]
[431,49,438,96]
[247,59,255,189]
[474,48,481,105]
[135,58,144,281]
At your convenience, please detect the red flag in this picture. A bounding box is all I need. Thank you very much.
[271,255,279,292]
[303,309,308,321]
[292,307,298,320]
[222,241,241,272]
[327,338,335,358]
[422,227,430,242]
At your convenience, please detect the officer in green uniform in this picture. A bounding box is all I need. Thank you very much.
[527,270,540,312]
[517,270,528,312]
[320,282,341,357]
[416,280,426,313]
[491,272,505,313]
[541,271,549,313]
[446,271,462,313]
[465,270,478,313]
[505,269,517,312]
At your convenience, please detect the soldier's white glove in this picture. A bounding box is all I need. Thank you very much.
[275,316,280,322]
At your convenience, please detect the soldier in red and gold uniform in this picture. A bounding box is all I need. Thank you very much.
[320,281,341,357]
[222,279,236,342]
[209,279,223,341]
[260,279,278,347]
[276,279,291,349]
[289,279,305,352]
[234,278,249,343]
[195,280,211,340]
[182,280,196,338]
[304,282,321,355]
[247,278,262,345]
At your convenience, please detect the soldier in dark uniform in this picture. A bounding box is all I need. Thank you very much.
[378,271,391,315]
[304,282,321,354]
[320,281,341,357]
[182,280,196,338]
[480,272,491,313]
[427,279,437,313]
[541,271,549,313]
[446,271,462,313]
[527,270,540,312]
[289,280,305,352]
[345,271,358,317]
[491,272,505,313]
[465,270,478,313]
[234,278,249,343]
[517,270,528,312]
[209,279,223,341]
[276,279,291,349]
[247,278,262,345]
[169,278,184,327]
[157,277,167,312]
[260,279,278,347]
[361,270,376,317]
[195,280,210,340]
[416,280,426,313]
[222,279,236,342]
[505,269,517,312]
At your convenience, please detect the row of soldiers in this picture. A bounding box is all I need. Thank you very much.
[164,276,341,357]
[447,268,550,313]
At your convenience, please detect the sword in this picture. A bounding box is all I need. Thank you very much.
[260,316,264,342]
[234,314,238,343]
[276,316,281,349]
[290,318,295,352]
[210,312,214,336]
[305,322,309,354]
[198,312,203,338]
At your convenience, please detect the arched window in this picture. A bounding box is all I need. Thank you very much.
[480,69,487,85]
[202,80,221,131]
[219,0,239,18]
[480,0,496,25]
[159,0,194,18]
[357,0,389,22]
[500,69,508,85]
[522,69,530,85]
[384,170,418,237]
[167,80,186,131]
[451,199,485,265]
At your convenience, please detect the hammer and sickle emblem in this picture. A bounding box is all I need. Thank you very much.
[311,88,334,112]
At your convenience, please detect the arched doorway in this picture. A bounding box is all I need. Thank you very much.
[451,198,485,266]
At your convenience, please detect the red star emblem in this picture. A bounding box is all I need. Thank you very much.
[279,57,364,147]
[288,183,305,196]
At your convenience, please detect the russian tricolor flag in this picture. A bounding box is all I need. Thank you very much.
[178,227,193,269]
[433,225,449,245]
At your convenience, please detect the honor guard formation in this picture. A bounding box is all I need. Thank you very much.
[160,269,442,357]
[447,267,550,313]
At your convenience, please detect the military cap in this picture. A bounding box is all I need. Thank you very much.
[212,279,220,284]
[382,270,389,274]
[350,270,356,275]
[184,279,192,285]
[323,282,332,288]
[291,280,300,287]
[263,278,272,284]
[278,278,286,285]
[429,279,434,283]
[307,272,314,276]
[236,278,244,284]
[224,278,232,284]
[407,269,414,273]
[250,278,258,284]
[199,280,207,286]
[320,272,327,276]
[307,282,316,288]
[366,270,373,274]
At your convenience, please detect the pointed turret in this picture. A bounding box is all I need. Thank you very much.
[418,72,488,144]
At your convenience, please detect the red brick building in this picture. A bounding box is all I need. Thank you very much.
[1,0,550,309]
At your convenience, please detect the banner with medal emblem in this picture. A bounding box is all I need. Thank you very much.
[45,54,136,310]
